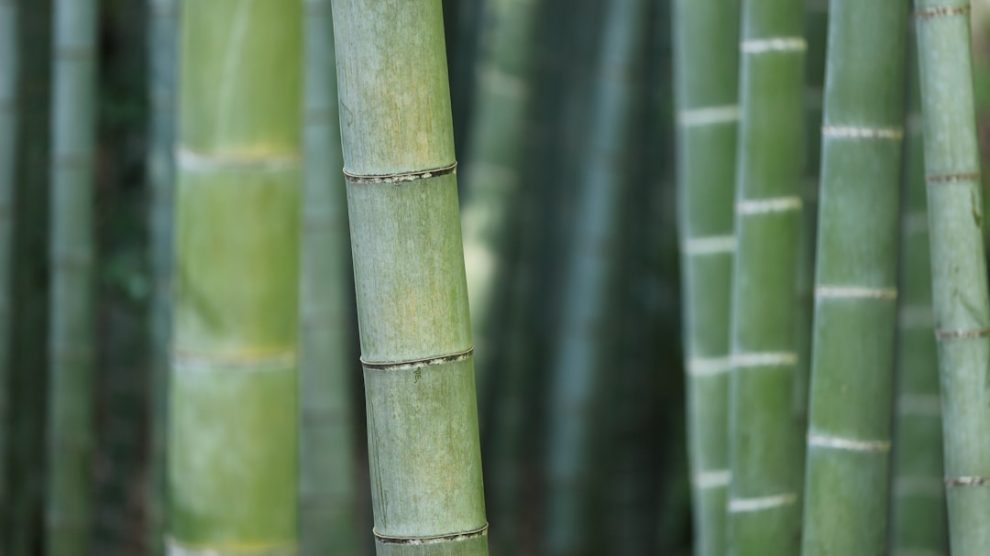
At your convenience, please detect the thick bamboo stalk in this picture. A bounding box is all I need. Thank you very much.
[330,1,489,553]
[672,0,740,553]
[169,0,302,553]
[0,0,19,543]
[45,0,98,551]
[914,1,990,554]
[890,34,948,555]
[800,0,908,553]
[543,0,649,552]
[299,0,357,553]
[727,0,806,553]
[146,0,177,553]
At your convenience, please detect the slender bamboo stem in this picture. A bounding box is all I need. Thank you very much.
[800,0,908,552]
[330,1,489,553]
[890,32,948,555]
[169,0,302,552]
[45,0,98,551]
[727,0,806,553]
[299,0,358,553]
[672,0,740,553]
[914,1,990,554]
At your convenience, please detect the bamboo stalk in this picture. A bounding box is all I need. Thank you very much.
[727,0,806,553]
[330,1,489,553]
[914,1,990,553]
[672,0,740,553]
[45,0,98,551]
[890,32,948,555]
[299,0,358,553]
[169,0,302,552]
[146,0,177,553]
[800,0,908,552]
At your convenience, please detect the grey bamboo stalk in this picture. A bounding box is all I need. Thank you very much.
[543,0,649,552]
[890,33,948,554]
[0,0,19,542]
[46,0,98,551]
[299,0,357,553]
[146,0,177,553]
[800,0,909,552]
[673,0,740,553]
[727,0,806,553]
[330,1,489,553]
[168,0,302,552]
[914,1,990,553]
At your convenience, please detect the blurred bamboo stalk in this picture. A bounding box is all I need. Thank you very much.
[800,0,908,552]
[914,0,990,553]
[672,0,740,553]
[330,1,489,553]
[299,0,358,553]
[889,32,948,555]
[169,0,302,552]
[727,0,806,553]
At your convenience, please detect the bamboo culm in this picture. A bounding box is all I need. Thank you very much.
[800,0,908,553]
[45,0,98,551]
[889,32,948,554]
[299,0,358,553]
[169,0,302,552]
[330,1,489,553]
[727,0,806,553]
[914,1,990,553]
[672,0,740,554]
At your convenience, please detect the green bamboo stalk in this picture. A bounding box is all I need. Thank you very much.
[914,1,990,554]
[890,33,948,555]
[0,0,19,544]
[330,1,489,553]
[169,0,302,552]
[800,0,908,552]
[672,0,740,553]
[146,0,177,553]
[727,0,806,553]
[543,0,649,552]
[299,0,358,553]
[45,0,98,551]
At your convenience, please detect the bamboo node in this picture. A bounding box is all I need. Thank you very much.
[731,352,798,369]
[165,536,297,555]
[945,476,990,487]
[728,493,797,513]
[925,172,981,185]
[687,356,733,377]
[807,431,891,453]
[374,523,489,545]
[344,162,458,184]
[934,326,990,341]
[171,350,298,373]
[361,347,474,372]
[822,125,904,141]
[894,476,945,498]
[740,37,807,55]
[678,105,740,127]
[915,4,971,19]
[682,235,736,256]
[177,147,301,173]
[815,285,898,301]
[692,469,731,489]
[736,196,802,215]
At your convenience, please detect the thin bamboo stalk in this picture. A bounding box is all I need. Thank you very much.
[672,0,740,553]
[890,32,948,555]
[146,0,177,553]
[45,0,98,551]
[299,0,357,553]
[914,1,990,554]
[800,0,908,552]
[169,0,302,552]
[543,0,649,552]
[727,0,806,553]
[330,1,489,553]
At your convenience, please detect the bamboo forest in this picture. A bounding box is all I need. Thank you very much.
[7,0,990,554]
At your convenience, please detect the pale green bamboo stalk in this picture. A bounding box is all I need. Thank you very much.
[672,0,740,553]
[146,0,177,553]
[330,1,488,553]
[299,0,357,553]
[0,0,19,543]
[890,33,948,555]
[727,0,806,553]
[914,1,990,554]
[800,0,908,553]
[45,0,98,551]
[543,0,649,552]
[169,0,302,552]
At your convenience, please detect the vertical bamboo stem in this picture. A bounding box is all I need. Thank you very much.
[330,1,489,553]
